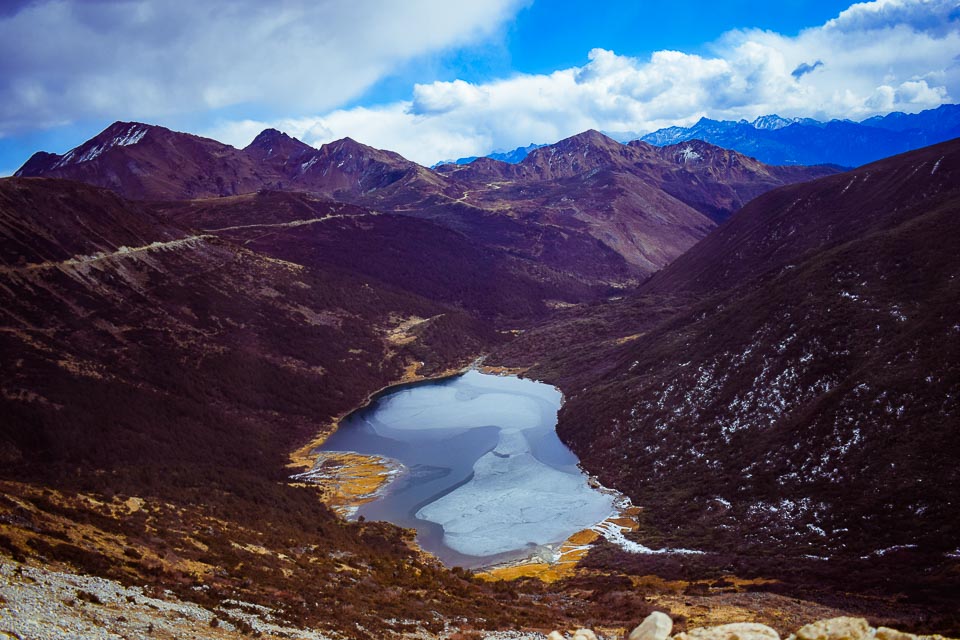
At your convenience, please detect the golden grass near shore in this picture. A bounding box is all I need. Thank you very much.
[286,354,475,513]
[478,529,599,582]
[291,452,400,517]
[476,363,530,377]
[479,507,643,583]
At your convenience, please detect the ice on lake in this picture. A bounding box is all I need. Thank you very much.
[417,427,615,557]
[319,370,616,566]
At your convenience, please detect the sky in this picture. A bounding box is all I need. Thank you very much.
[1,0,958,173]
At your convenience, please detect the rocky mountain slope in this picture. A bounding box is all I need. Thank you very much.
[433,131,836,272]
[14,122,271,199]
[493,139,960,614]
[639,104,960,167]
[16,123,836,279]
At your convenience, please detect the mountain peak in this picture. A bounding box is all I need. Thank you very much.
[693,116,722,127]
[244,128,314,163]
[558,129,618,148]
[317,137,409,167]
[247,128,284,145]
[323,136,368,153]
[533,129,623,158]
[13,151,60,177]
[15,121,157,176]
[751,114,797,130]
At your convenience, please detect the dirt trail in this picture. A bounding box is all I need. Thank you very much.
[203,212,377,233]
[0,235,215,274]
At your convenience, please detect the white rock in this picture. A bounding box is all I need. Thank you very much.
[547,632,566,640]
[629,611,673,640]
[675,622,780,640]
[573,630,598,640]
[796,618,871,640]
[875,628,917,640]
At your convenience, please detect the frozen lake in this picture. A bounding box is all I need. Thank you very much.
[319,370,616,568]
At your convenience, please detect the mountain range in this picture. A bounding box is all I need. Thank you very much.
[14,122,836,278]
[3,118,959,635]
[435,104,960,172]
[637,103,960,167]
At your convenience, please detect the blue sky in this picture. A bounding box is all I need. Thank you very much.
[1,0,958,171]
[349,0,858,106]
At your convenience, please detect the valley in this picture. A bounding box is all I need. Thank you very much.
[1,120,958,639]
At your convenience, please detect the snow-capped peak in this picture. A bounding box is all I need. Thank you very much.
[52,124,149,169]
[751,115,798,131]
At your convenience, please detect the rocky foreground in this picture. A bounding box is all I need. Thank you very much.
[548,612,956,640]
[1,556,956,640]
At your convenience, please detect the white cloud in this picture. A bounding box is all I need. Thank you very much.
[826,0,960,35]
[204,0,960,165]
[0,0,525,137]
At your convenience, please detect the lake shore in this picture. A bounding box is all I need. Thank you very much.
[292,364,650,574]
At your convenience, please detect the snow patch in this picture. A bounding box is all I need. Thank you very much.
[678,146,701,162]
[593,520,702,555]
[114,125,147,147]
[51,125,147,168]
[860,544,918,559]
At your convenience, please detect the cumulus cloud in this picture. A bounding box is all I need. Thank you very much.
[825,0,960,35]
[0,0,525,137]
[205,0,959,165]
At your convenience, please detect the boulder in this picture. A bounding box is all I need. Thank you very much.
[675,622,780,640]
[548,632,566,640]
[573,630,598,640]
[875,628,917,640]
[796,618,872,640]
[629,611,674,640]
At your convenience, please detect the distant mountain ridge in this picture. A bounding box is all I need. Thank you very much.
[639,103,960,167]
[432,143,546,167]
[14,122,837,279]
[14,122,449,202]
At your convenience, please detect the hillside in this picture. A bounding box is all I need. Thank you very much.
[434,131,836,273]
[492,139,960,612]
[0,177,574,636]
[153,190,631,323]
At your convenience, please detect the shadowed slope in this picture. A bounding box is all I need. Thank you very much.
[495,139,960,571]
